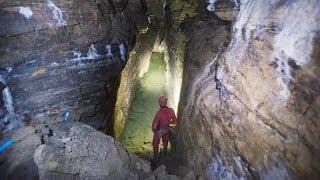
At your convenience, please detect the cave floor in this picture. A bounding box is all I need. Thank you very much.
[120,52,167,160]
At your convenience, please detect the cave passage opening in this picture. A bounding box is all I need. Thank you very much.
[120,51,168,159]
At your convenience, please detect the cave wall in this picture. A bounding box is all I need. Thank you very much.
[111,0,166,139]
[111,28,158,139]
[0,0,148,130]
[174,0,320,179]
[161,34,184,113]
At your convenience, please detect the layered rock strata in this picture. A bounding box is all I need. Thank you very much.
[0,0,148,130]
[174,0,320,179]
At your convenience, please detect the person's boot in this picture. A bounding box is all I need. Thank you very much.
[153,152,158,162]
[163,146,168,155]
[152,153,159,169]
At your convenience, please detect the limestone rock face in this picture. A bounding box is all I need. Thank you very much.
[176,0,320,179]
[0,0,148,130]
[3,116,172,180]
[206,0,239,21]
[33,121,184,180]
[34,122,169,179]
[110,0,166,138]
[111,27,159,138]
[35,122,129,177]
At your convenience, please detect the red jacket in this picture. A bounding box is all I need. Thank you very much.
[152,107,177,134]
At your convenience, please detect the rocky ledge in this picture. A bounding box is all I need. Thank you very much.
[1,114,188,180]
[35,121,187,180]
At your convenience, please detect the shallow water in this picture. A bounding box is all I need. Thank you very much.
[120,52,167,159]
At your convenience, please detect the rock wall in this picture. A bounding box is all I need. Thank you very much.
[175,0,320,179]
[206,0,239,21]
[111,28,158,138]
[163,30,186,112]
[111,0,166,139]
[0,0,148,130]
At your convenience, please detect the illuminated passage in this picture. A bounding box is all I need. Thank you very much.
[120,52,167,159]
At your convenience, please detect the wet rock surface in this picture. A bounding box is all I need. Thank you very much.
[111,27,159,138]
[120,52,167,158]
[110,0,167,139]
[173,0,320,179]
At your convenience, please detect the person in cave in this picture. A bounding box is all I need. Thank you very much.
[152,96,177,161]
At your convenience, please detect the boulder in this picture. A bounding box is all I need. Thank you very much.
[159,175,180,180]
[152,165,167,179]
[40,127,50,135]
[11,126,36,142]
[144,175,156,180]
[35,122,130,177]
[34,122,164,179]
[129,153,152,173]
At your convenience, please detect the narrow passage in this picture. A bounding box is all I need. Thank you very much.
[121,52,167,159]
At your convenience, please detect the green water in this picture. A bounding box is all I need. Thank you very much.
[121,52,167,159]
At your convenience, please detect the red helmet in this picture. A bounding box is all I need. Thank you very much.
[158,96,167,107]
